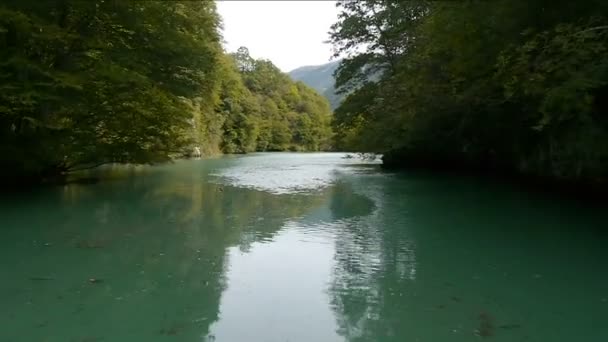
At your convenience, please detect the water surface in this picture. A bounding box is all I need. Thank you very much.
[1,153,607,341]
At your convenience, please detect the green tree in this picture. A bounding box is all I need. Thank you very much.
[0,2,334,186]
[223,47,333,153]
[330,0,608,185]
[0,0,224,183]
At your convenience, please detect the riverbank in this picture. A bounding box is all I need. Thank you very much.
[0,162,148,192]
[381,149,607,202]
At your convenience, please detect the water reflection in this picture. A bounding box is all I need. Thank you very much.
[206,174,382,341]
[0,159,332,341]
[2,155,607,342]
[326,171,608,342]
[327,175,418,342]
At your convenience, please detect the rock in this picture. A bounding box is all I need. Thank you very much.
[192,146,202,158]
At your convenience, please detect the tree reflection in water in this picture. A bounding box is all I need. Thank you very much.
[0,160,330,341]
[328,177,417,342]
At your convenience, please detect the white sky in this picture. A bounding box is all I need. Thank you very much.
[216,1,340,72]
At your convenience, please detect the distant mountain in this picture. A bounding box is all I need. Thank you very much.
[289,60,343,110]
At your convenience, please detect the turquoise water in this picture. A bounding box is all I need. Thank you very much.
[1,153,607,341]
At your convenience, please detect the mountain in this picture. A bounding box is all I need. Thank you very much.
[289,60,343,110]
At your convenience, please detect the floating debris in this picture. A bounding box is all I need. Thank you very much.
[475,311,495,338]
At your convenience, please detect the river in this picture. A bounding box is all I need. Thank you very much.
[1,153,607,342]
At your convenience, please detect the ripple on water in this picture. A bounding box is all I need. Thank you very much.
[212,153,381,194]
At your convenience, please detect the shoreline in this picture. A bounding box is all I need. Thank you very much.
[381,155,607,204]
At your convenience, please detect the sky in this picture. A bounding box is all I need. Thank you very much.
[216,1,340,72]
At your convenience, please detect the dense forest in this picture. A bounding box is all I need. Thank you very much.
[0,1,332,185]
[330,0,608,186]
[4,0,608,189]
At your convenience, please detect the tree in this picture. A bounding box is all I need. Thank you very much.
[0,2,334,186]
[330,0,608,184]
[222,47,333,153]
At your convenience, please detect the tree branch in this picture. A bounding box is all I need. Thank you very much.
[573,25,608,36]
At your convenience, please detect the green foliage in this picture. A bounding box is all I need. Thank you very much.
[0,2,333,185]
[330,0,608,184]
[220,48,333,153]
[0,1,223,182]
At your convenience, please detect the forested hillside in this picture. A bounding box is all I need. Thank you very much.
[0,1,332,185]
[289,60,343,110]
[331,0,608,186]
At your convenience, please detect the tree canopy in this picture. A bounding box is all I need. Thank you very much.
[0,1,332,185]
[330,0,608,185]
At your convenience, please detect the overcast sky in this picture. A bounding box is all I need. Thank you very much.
[216,1,340,72]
